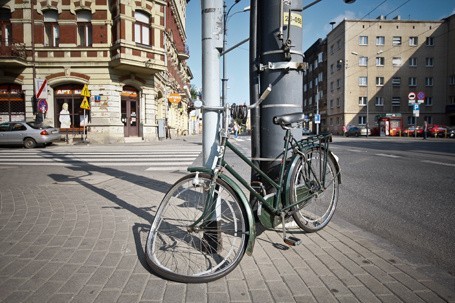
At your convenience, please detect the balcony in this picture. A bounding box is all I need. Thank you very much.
[0,41,27,67]
[177,45,190,61]
[109,42,166,74]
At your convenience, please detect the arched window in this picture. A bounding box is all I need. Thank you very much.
[134,11,150,45]
[44,10,59,47]
[77,10,92,47]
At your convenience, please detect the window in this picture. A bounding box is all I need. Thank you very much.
[337,39,341,50]
[330,64,334,74]
[376,36,385,45]
[317,52,324,63]
[425,57,434,67]
[426,36,434,46]
[392,36,402,46]
[375,97,384,106]
[358,116,366,125]
[425,77,433,87]
[392,97,401,106]
[358,56,367,66]
[330,44,334,54]
[44,10,59,47]
[409,57,417,67]
[318,72,323,82]
[408,77,417,87]
[359,36,368,45]
[449,75,455,85]
[392,57,402,67]
[424,116,433,124]
[134,11,150,45]
[330,99,333,108]
[409,36,418,46]
[425,96,433,106]
[303,84,307,92]
[376,77,384,86]
[0,8,12,46]
[359,76,367,86]
[77,10,92,47]
[359,96,367,106]
[330,82,333,91]
[336,79,341,89]
[407,116,417,125]
[336,98,340,107]
[392,77,401,86]
[314,59,318,69]
[376,57,384,66]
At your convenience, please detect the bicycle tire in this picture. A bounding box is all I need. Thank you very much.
[145,173,249,283]
[290,147,339,232]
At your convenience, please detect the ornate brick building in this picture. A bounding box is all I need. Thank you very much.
[0,0,192,143]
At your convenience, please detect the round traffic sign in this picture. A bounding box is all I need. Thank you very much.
[38,99,48,113]
[408,92,416,100]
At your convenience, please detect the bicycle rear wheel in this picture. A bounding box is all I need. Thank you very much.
[146,173,249,283]
[290,147,339,232]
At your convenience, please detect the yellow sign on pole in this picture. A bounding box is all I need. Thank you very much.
[80,96,91,110]
[81,84,90,97]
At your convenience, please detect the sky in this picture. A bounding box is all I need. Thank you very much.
[185,0,455,104]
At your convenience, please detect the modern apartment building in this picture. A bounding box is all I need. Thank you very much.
[0,0,192,143]
[318,14,455,135]
[303,38,328,133]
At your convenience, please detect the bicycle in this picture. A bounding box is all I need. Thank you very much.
[145,91,341,283]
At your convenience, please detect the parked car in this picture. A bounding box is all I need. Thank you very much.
[448,127,455,138]
[428,124,448,137]
[403,126,424,137]
[0,121,61,148]
[345,126,370,137]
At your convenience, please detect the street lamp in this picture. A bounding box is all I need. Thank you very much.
[351,50,383,138]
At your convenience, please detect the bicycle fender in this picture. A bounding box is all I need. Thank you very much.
[187,167,256,256]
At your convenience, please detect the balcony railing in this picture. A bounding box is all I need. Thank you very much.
[0,40,27,60]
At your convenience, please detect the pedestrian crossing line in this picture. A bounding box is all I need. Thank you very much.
[0,150,200,171]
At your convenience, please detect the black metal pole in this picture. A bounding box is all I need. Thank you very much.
[256,0,304,175]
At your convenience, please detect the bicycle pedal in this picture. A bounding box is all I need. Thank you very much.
[284,236,301,246]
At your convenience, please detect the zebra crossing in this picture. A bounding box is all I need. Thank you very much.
[0,148,201,171]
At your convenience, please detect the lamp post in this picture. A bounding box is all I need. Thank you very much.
[351,50,383,138]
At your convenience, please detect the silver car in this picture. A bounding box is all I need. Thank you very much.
[0,121,61,148]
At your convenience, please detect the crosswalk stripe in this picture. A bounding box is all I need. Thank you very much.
[0,150,200,170]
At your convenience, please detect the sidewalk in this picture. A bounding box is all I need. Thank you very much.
[0,136,453,303]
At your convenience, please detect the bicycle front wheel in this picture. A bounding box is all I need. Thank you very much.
[145,173,249,283]
[290,147,339,232]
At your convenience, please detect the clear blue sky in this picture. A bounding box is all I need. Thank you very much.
[185,0,455,104]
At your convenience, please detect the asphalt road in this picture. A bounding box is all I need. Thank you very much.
[328,136,455,279]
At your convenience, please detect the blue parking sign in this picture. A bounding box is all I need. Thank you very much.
[414,104,419,111]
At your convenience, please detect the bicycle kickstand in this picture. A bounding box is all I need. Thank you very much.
[281,213,301,246]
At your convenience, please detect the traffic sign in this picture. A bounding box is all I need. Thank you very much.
[81,84,90,97]
[417,91,425,100]
[38,99,48,113]
[314,114,321,124]
[80,97,91,110]
[35,78,48,99]
[413,104,419,111]
[408,92,416,100]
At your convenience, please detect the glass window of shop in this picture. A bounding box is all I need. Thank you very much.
[54,84,89,128]
[0,84,25,122]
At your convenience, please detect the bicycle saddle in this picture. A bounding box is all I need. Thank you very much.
[273,112,306,127]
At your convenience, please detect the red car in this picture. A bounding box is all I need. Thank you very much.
[403,126,424,137]
[428,124,448,137]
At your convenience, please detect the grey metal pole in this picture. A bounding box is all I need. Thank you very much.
[202,0,223,167]
[256,0,304,174]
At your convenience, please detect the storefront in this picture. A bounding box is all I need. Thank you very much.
[0,84,25,122]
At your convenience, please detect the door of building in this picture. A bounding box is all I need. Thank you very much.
[121,86,139,137]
